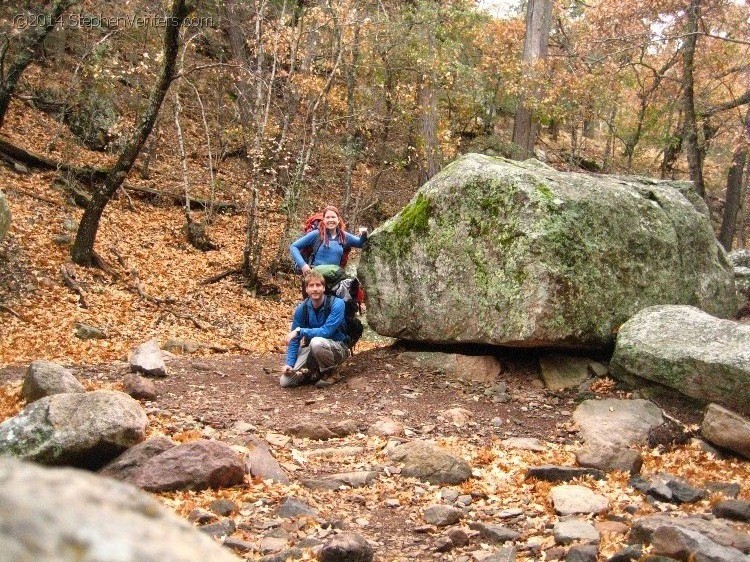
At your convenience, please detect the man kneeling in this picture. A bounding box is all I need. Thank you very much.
[281,270,351,387]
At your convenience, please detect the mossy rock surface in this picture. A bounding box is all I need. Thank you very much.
[0,188,10,242]
[610,305,750,415]
[358,154,738,349]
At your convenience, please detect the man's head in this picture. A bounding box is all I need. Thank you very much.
[304,270,326,301]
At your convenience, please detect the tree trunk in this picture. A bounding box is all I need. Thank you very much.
[417,74,441,184]
[342,23,361,216]
[71,0,190,266]
[718,107,750,251]
[601,105,617,173]
[0,0,77,129]
[417,23,441,185]
[224,0,254,147]
[512,0,552,160]
[682,0,705,198]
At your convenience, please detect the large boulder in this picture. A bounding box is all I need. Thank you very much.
[0,457,239,562]
[358,154,737,348]
[611,305,750,415]
[0,390,148,469]
[0,187,10,242]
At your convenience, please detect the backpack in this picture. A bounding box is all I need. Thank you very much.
[297,212,351,269]
[304,266,364,351]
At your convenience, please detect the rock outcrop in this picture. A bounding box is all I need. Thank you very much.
[0,457,239,562]
[358,154,737,348]
[611,305,750,414]
[0,390,148,469]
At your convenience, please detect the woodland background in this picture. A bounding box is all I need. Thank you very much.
[0,0,748,366]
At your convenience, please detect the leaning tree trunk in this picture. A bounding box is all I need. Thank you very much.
[718,106,750,251]
[682,0,705,198]
[0,0,77,129]
[71,0,190,266]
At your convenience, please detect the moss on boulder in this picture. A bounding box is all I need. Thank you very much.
[611,305,750,415]
[358,154,738,349]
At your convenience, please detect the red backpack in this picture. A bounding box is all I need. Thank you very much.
[299,212,351,268]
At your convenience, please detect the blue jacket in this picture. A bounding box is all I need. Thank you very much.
[290,230,367,270]
[285,296,347,367]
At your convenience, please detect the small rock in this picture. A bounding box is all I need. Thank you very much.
[223,537,254,553]
[456,494,472,506]
[330,419,359,437]
[712,499,750,522]
[423,504,463,526]
[200,518,236,538]
[539,354,591,390]
[527,465,605,482]
[209,499,238,516]
[566,544,598,562]
[384,498,400,508]
[122,373,157,402]
[468,522,520,544]
[388,440,472,485]
[258,547,304,562]
[261,536,288,554]
[368,417,404,437]
[129,340,167,377]
[441,407,473,425]
[441,489,460,502]
[21,360,84,403]
[187,508,216,524]
[701,404,750,459]
[607,545,642,562]
[246,437,290,484]
[277,497,318,519]
[318,532,373,562]
[705,481,741,498]
[576,445,642,475]
[301,471,379,490]
[75,323,108,340]
[435,536,454,552]
[651,524,747,562]
[550,485,609,515]
[99,436,175,481]
[447,528,470,548]
[553,519,600,545]
[587,361,608,378]
[286,422,336,441]
[595,520,629,536]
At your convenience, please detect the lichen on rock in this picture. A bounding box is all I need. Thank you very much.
[358,154,738,349]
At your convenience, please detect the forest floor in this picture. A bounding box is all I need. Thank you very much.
[2,343,749,561]
[1,98,749,561]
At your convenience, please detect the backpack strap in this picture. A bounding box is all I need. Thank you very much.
[302,297,311,328]
[303,295,332,329]
[306,236,324,266]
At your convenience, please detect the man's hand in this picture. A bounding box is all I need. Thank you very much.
[286,327,301,343]
[301,264,312,274]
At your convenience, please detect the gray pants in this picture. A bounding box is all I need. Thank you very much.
[280,337,351,388]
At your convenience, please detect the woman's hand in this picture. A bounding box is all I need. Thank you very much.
[301,264,312,274]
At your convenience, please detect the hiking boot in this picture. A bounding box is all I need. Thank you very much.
[314,379,333,388]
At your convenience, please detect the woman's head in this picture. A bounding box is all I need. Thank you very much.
[318,205,346,243]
